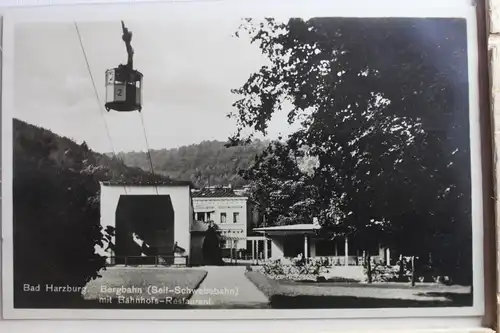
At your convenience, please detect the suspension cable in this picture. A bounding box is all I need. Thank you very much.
[139,112,159,194]
[74,21,128,194]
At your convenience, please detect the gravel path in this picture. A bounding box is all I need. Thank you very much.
[188,266,269,308]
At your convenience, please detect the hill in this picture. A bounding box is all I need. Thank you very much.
[116,139,270,188]
[12,118,178,307]
[13,118,181,186]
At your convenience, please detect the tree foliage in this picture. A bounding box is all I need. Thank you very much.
[231,18,471,283]
[117,139,268,188]
[202,224,224,266]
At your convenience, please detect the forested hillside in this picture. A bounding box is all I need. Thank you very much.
[13,118,175,307]
[116,139,269,188]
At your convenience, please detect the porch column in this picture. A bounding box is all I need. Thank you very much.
[304,234,308,258]
[344,236,349,266]
[386,248,391,265]
[252,240,255,262]
[264,238,269,260]
[256,239,260,263]
[234,240,238,264]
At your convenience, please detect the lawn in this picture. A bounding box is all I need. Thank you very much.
[245,271,472,309]
[81,267,208,309]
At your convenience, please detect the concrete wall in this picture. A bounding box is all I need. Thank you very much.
[98,184,192,263]
[270,237,285,260]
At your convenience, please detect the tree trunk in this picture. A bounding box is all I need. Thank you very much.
[366,253,372,283]
[410,255,416,287]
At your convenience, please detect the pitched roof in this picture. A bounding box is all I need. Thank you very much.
[191,187,247,198]
[101,179,193,187]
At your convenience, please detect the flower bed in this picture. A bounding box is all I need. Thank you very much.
[257,256,330,281]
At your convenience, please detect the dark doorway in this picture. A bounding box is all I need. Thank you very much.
[115,195,175,265]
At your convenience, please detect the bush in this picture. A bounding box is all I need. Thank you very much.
[260,256,329,281]
[364,262,401,282]
[13,158,107,306]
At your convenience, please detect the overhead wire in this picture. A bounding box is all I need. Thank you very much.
[139,112,159,195]
[74,21,128,194]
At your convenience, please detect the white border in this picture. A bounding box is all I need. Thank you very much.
[0,0,485,324]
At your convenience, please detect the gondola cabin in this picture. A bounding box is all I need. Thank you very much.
[105,66,143,112]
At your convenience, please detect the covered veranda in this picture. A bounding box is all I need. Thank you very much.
[253,224,390,266]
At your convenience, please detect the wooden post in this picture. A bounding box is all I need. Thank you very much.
[411,255,416,287]
[366,253,372,283]
[256,240,259,265]
[264,238,269,260]
[252,240,255,264]
[344,236,349,266]
[304,234,308,258]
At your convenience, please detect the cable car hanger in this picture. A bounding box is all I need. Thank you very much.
[105,20,143,113]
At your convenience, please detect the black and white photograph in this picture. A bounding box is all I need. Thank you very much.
[1,1,485,320]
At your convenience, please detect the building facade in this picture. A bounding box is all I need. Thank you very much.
[254,223,391,266]
[191,186,249,250]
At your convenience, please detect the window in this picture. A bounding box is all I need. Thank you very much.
[220,212,227,223]
[206,212,211,221]
[196,212,205,221]
[233,212,240,223]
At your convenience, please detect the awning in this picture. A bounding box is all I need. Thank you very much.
[253,223,323,236]
[194,209,216,213]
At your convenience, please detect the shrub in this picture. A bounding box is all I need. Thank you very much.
[260,257,329,281]
[364,263,401,282]
[13,159,106,306]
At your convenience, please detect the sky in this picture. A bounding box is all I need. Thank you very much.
[14,18,299,153]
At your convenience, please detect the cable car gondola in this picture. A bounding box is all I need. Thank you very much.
[105,21,143,112]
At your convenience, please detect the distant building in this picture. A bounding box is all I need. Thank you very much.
[191,185,249,251]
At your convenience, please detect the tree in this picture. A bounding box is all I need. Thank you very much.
[202,223,224,265]
[240,140,320,226]
[229,17,471,284]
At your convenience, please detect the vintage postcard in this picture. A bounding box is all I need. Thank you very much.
[1,0,485,320]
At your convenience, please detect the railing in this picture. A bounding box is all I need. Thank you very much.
[107,255,189,267]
